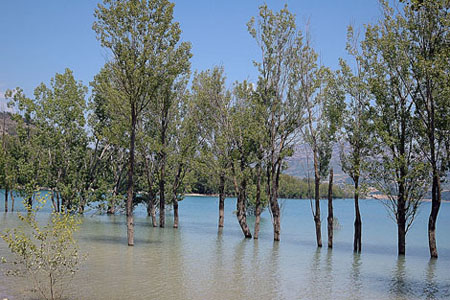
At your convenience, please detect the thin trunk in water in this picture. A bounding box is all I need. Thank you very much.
[254,161,262,239]
[159,161,166,228]
[236,179,252,238]
[313,147,322,247]
[429,168,440,258]
[4,186,8,212]
[270,162,282,241]
[56,192,60,213]
[173,195,179,228]
[126,105,137,246]
[218,172,225,228]
[327,169,333,248]
[353,176,362,253]
[147,190,157,227]
[10,190,14,212]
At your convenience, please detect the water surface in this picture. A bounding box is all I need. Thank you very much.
[0,193,449,299]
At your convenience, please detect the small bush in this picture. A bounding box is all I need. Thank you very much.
[0,194,84,300]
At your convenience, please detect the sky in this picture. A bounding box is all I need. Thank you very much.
[0,0,383,109]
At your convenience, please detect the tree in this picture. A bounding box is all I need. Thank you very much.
[193,66,232,228]
[363,4,431,254]
[248,4,305,241]
[299,45,343,248]
[398,0,449,258]
[93,0,191,243]
[338,27,373,253]
[1,196,83,300]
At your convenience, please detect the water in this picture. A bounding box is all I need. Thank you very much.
[0,192,449,299]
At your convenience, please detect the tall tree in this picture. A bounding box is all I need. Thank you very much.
[193,67,232,228]
[399,0,449,258]
[299,44,343,248]
[339,27,373,253]
[248,4,305,241]
[363,4,431,255]
[93,0,191,243]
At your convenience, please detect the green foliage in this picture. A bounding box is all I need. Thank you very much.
[0,195,84,300]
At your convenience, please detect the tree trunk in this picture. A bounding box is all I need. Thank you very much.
[173,194,179,229]
[56,192,60,213]
[218,172,225,228]
[27,196,32,211]
[4,186,8,212]
[10,190,14,212]
[147,190,157,227]
[313,148,322,247]
[327,169,333,248]
[270,162,282,241]
[126,105,136,246]
[236,179,252,238]
[159,160,166,228]
[353,177,362,253]
[254,162,262,239]
[428,168,441,258]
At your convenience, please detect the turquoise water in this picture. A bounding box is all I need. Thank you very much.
[0,191,449,299]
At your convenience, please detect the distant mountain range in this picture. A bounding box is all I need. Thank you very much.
[285,143,352,185]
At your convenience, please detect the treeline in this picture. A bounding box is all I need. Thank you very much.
[190,172,351,199]
[0,0,448,258]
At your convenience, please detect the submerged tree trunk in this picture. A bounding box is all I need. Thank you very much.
[354,176,362,253]
[313,148,322,247]
[429,168,441,258]
[10,190,14,212]
[327,169,333,248]
[159,162,166,228]
[147,190,157,227]
[4,186,8,212]
[56,192,60,213]
[218,172,225,228]
[236,180,252,238]
[254,162,262,239]
[269,162,282,241]
[126,105,137,246]
[232,162,252,238]
[173,195,179,228]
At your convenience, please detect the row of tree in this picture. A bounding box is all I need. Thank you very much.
[0,0,448,258]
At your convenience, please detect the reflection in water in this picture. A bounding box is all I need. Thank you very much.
[423,259,438,299]
[1,196,450,300]
[389,256,410,300]
[349,253,362,300]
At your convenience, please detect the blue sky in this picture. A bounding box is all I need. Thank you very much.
[0,0,382,109]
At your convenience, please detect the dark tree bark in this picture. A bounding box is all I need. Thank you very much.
[159,159,166,228]
[10,190,14,212]
[327,169,333,248]
[313,147,322,248]
[254,161,262,239]
[232,162,252,238]
[353,177,362,253]
[218,172,225,228]
[144,156,157,226]
[236,180,252,238]
[126,104,136,246]
[4,186,8,212]
[173,165,183,229]
[429,168,441,258]
[56,191,60,213]
[269,161,282,241]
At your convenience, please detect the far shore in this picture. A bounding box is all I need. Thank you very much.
[185,193,450,202]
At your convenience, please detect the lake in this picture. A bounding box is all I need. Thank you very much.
[0,192,449,299]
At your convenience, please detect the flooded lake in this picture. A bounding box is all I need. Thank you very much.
[1,194,449,299]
